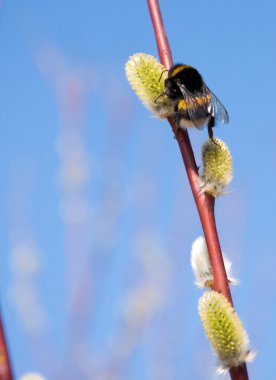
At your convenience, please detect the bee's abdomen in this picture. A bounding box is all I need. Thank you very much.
[175,98,210,128]
[177,98,210,116]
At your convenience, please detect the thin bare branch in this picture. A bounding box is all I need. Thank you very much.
[146,1,249,379]
[0,315,13,380]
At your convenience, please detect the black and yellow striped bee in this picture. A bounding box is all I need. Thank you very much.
[156,64,229,138]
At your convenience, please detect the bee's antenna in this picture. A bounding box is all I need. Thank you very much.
[158,69,169,82]
[155,69,169,103]
[154,91,166,103]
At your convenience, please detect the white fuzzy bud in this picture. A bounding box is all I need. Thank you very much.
[191,236,238,288]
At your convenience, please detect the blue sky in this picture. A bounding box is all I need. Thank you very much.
[1,1,276,379]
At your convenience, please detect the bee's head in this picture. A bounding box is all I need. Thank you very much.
[164,76,183,99]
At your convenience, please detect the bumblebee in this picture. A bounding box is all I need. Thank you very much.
[156,64,229,138]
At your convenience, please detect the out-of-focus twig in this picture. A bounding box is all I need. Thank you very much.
[0,315,13,380]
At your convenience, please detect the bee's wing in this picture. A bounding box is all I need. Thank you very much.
[203,85,229,125]
[176,82,210,130]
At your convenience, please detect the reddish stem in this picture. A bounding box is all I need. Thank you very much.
[147,1,249,379]
[230,365,249,380]
[174,125,232,300]
[0,316,13,380]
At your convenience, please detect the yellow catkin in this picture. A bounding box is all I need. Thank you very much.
[199,138,233,197]
[198,291,255,373]
[125,53,175,118]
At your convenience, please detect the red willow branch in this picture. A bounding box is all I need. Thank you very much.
[147,0,232,306]
[146,1,249,379]
[0,315,13,380]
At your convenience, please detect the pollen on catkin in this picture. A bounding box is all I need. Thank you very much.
[125,53,175,118]
[199,138,233,197]
[199,291,255,373]
[191,236,238,288]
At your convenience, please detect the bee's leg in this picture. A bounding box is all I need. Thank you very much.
[208,117,216,143]
[173,122,180,138]
[172,108,180,138]
[208,125,214,140]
